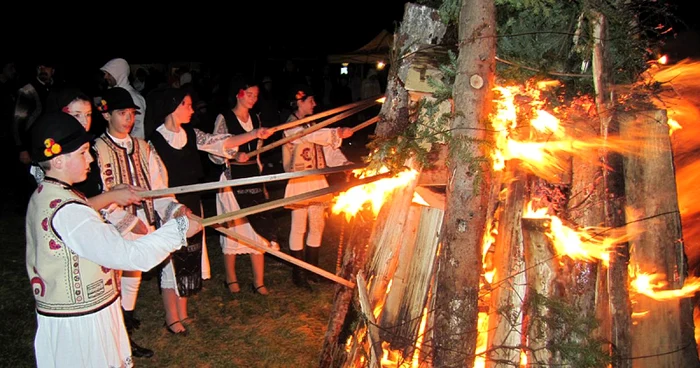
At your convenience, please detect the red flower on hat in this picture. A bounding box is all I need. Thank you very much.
[43,138,62,158]
[295,91,306,100]
[97,99,108,112]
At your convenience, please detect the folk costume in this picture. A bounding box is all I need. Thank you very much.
[282,87,352,286]
[210,109,270,255]
[92,87,185,355]
[26,112,190,368]
[150,118,234,296]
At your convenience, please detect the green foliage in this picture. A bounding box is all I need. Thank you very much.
[494,0,674,89]
[416,0,460,24]
[527,291,611,368]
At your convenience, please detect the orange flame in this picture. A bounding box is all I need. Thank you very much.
[629,268,700,301]
[489,83,644,181]
[332,167,418,221]
[522,201,632,266]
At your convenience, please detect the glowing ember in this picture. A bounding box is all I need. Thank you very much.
[658,55,668,65]
[332,167,419,221]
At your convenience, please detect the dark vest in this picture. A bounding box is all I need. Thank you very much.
[149,124,204,213]
[220,109,263,180]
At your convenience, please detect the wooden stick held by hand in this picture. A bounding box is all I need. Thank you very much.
[246,103,377,159]
[267,94,383,134]
[189,214,355,288]
[198,171,393,227]
[137,163,367,198]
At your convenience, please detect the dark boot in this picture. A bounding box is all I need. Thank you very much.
[122,308,153,358]
[290,250,312,291]
[122,308,141,331]
[305,246,321,283]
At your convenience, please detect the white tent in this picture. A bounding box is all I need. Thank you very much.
[327,29,393,64]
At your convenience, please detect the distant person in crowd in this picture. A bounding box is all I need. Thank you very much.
[100,58,147,139]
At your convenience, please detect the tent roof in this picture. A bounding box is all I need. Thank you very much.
[328,29,393,64]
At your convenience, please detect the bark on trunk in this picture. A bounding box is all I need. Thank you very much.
[375,3,447,138]
[565,96,604,363]
[621,110,699,368]
[319,212,374,368]
[432,0,496,366]
[589,11,634,367]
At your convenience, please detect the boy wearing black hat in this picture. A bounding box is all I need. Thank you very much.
[26,112,200,368]
[93,87,190,357]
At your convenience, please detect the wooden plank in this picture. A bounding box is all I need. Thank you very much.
[622,110,699,367]
[522,218,558,366]
[486,169,527,367]
[378,204,422,344]
[382,206,444,351]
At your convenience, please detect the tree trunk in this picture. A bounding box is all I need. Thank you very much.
[433,0,496,366]
[621,110,699,368]
[375,3,447,138]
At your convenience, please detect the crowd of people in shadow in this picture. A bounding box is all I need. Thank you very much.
[0,56,386,367]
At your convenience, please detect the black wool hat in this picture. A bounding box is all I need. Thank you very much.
[31,112,93,162]
[96,87,140,113]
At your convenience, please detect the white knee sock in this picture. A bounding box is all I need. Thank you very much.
[120,276,141,311]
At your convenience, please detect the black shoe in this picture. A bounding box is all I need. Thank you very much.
[130,338,154,358]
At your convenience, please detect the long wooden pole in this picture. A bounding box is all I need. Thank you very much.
[246,104,378,159]
[199,171,394,227]
[268,95,383,133]
[138,163,366,198]
[350,116,380,133]
[190,214,355,288]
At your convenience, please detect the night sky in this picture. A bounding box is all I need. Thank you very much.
[3,1,409,64]
[3,1,697,70]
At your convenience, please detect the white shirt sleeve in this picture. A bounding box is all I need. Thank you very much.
[147,142,185,222]
[53,202,188,271]
[209,114,236,165]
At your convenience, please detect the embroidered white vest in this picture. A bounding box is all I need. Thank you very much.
[26,180,119,317]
